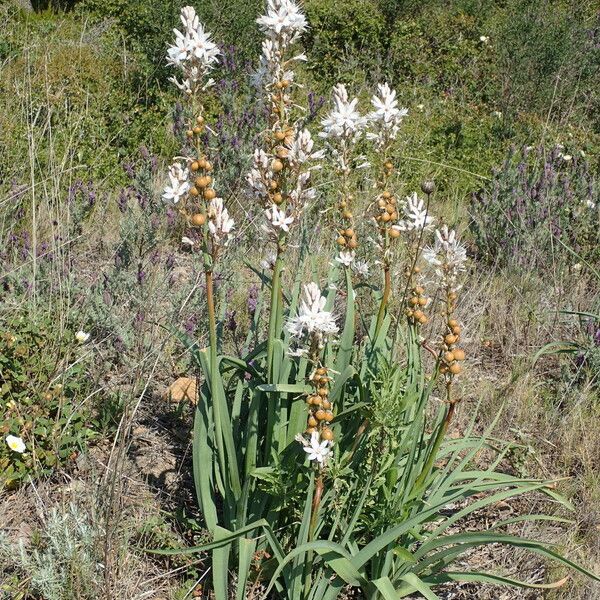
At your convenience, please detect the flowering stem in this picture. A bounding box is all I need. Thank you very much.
[309,472,324,540]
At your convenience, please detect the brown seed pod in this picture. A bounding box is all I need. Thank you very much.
[204,188,217,201]
[193,126,203,134]
[453,349,466,361]
[382,191,391,199]
[449,363,462,375]
[275,130,286,141]
[390,211,398,220]
[272,159,284,172]
[378,199,387,208]
[389,228,401,238]
[191,161,200,171]
[321,427,334,441]
[417,314,428,324]
[190,213,206,227]
[307,395,319,405]
[317,387,328,397]
[414,285,425,295]
[409,296,420,306]
[322,399,331,410]
[306,427,317,434]
[323,411,334,422]
[277,147,289,159]
[186,130,194,138]
[195,176,211,188]
[269,180,278,190]
[386,204,395,214]
[196,115,205,125]
[414,266,421,273]
[418,297,427,307]
[337,236,347,246]
[190,187,200,197]
[345,228,354,237]
[316,367,328,375]
[343,210,353,219]
[348,237,358,249]
[448,318,459,328]
[308,416,318,428]
[315,409,326,421]
[413,310,424,320]
[443,351,455,363]
[273,193,283,204]
[444,334,458,345]
[384,161,393,169]
[382,213,391,222]
[452,325,462,335]
[204,161,213,172]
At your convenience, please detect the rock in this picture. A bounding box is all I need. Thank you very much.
[164,377,197,405]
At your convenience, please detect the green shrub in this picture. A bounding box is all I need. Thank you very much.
[0,314,97,487]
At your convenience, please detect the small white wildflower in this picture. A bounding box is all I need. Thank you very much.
[264,204,294,233]
[492,110,502,119]
[75,330,90,344]
[163,162,190,203]
[479,35,489,43]
[181,236,195,248]
[303,431,331,464]
[207,198,235,245]
[352,260,370,277]
[335,250,355,266]
[561,154,572,162]
[256,0,308,40]
[6,435,26,454]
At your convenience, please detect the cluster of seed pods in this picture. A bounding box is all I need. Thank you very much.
[440,298,466,376]
[305,367,334,442]
[184,116,217,227]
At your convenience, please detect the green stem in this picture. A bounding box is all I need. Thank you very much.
[374,263,391,339]
[205,268,226,489]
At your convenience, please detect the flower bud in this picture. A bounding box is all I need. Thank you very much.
[421,180,435,195]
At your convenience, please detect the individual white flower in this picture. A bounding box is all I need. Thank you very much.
[288,129,325,165]
[561,154,572,162]
[75,330,90,344]
[423,226,467,291]
[207,198,235,245]
[6,435,26,454]
[492,110,502,119]
[320,84,367,139]
[479,35,489,43]
[352,260,370,277]
[393,192,435,232]
[163,162,190,203]
[302,431,331,464]
[286,283,338,339]
[264,204,294,233]
[167,30,190,65]
[181,236,195,248]
[335,250,355,266]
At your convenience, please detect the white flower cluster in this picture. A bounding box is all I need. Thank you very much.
[286,282,338,345]
[208,198,235,246]
[392,192,435,233]
[295,431,332,465]
[167,6,220,95]
[163,162,191,204]
[423,226,467,291]
[320,84,367,141]
[367,83,408,147]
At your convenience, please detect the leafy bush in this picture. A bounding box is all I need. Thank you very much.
[0,315,97,487]
[470,144,599,270]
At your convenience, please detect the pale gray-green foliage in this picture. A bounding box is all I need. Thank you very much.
[1,504,103,600]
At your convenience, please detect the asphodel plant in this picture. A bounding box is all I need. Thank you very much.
[155,3,600,599]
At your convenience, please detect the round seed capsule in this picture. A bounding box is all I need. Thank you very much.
[409,296,420,306]
[337,236,347,246]
[190,187,199,197]
[272,159,284,172]
[443,351,455,363]
[308,416,318,428]
[389,228,401,238]
[322,399,331,410]
[204,188,217,200]
[452,325,462,335]
[449,363,462,375]
[417,314,428,324]
[191,213,206,226]
[315,409,326,421]
[191,161,200,171]
[453,349,466,361]
[448,319,459,328]
[321,428,334,441]
[444,334,458,345]
[323,411,334,422]
[418,297,427,306]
